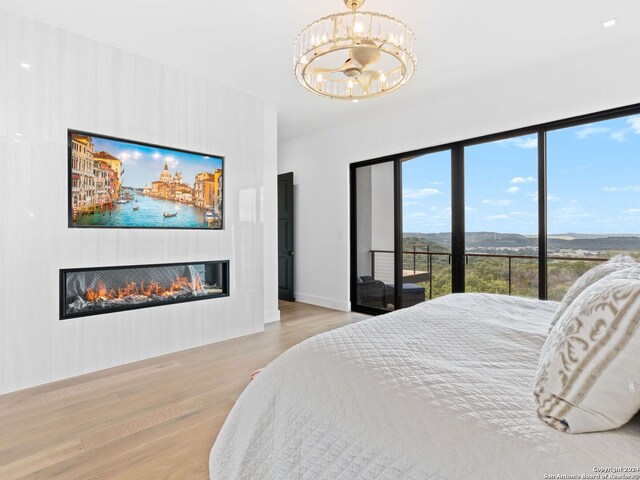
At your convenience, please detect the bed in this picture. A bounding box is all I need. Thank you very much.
[210,293,640,479]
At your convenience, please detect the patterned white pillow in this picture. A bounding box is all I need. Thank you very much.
[534,272,640,433]
[549,254,636,331]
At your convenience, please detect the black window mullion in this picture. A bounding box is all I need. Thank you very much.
[538,130,548,300]
[394,159,404,309]
[451,144,465,293]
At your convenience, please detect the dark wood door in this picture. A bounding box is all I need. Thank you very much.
[278,173,295,301]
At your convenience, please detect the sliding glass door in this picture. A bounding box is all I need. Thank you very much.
[464,134,539,297]
[352,161,397,312]
[350,103,640,314]
[402,150,452,301]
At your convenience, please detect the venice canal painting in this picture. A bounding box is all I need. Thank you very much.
[69,131,223,229]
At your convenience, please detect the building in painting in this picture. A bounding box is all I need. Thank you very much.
[93,151,122,196]
[71,134,96,208]
[71,135,122,211]
[93,160,117,205]
[149,162,194,203]
[194,169,222,212]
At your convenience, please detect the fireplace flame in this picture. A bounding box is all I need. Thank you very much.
[85,275,204,302]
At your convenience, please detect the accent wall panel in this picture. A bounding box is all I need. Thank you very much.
[1,9,268,393]
[0,9,8,394]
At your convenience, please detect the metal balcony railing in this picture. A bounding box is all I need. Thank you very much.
[370,247,609,300]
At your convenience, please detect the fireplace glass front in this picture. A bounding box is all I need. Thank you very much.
[60,261,229,319]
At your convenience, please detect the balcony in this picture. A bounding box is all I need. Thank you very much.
[370,247,609,302]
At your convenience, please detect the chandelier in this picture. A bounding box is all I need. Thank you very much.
[293,0,417,101]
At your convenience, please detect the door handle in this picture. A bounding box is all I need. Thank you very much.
[288,251,294,256]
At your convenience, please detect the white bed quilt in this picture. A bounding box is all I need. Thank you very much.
[210,293,640,479]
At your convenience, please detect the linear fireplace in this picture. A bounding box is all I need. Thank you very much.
[60,260,229,320]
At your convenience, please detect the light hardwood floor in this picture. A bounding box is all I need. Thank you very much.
[0,302,369,480]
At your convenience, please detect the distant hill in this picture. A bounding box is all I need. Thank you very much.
[548,236,640,251]
[548,232,640,240]
[404,232,640,252]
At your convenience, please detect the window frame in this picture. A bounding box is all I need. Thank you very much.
[350,102,640,314]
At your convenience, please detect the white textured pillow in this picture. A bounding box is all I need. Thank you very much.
[534,272,640,433]
[549,254,636,331]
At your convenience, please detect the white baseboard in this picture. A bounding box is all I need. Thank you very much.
[294,293,350,312]
[264,309,281,324]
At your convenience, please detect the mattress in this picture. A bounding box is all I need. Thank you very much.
[210,293,640,479]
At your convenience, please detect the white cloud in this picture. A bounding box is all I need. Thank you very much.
[574,126,611,139]
[507,186,520,194]
[510,176,536,184]
[606,116,640,143]
[509,211,530,217]
[486,214,509,220]
[527,191,559,202]
[604,185,640,192]
[627,115,640,134]
[403,188,443,199]
[550,206,591,220]
[501,137,538,149]
[618,206,640,221]
[118,151,138,166]
[165,155,179,169]
[610,131,627,142]
[152,152,161,159]
[482,199,513,206]
[430,181,443,185]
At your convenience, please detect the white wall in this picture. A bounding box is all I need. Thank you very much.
[279,40,640,311]
[263,108,280,323]
[0,10,278,394]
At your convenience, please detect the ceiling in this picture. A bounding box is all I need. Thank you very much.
[1,0,639,140]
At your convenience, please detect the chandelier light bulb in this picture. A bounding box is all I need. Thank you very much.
[293,0,417,101]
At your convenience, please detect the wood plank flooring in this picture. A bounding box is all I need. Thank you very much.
[0,301,368,480]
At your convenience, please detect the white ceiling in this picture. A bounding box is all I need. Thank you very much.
[1,0,639,140]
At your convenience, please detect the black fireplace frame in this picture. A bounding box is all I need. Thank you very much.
[59,260,230,320]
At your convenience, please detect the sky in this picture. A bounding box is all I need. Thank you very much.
[91,137,223,189]
[402,114,640,235]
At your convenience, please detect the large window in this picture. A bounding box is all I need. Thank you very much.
[465,135,538,297]
[547,115,640,300]
[402,150,452,300]
[351,104,640,313]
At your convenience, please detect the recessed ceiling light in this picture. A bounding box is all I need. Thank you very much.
[20,62,30,69]
[601,18,617,28]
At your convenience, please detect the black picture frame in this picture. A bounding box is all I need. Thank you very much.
[67,129,225,230]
